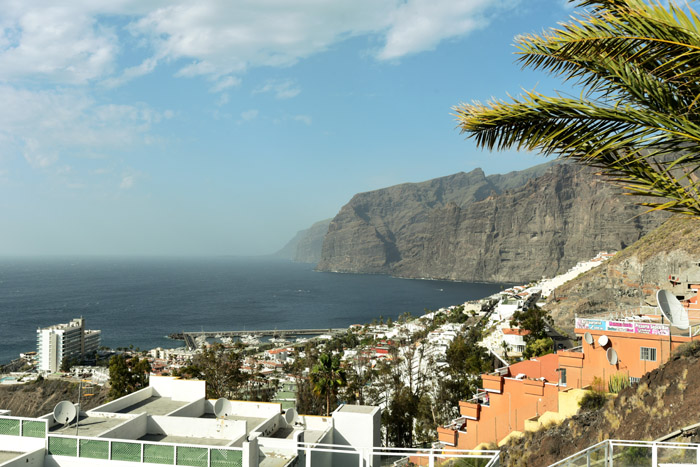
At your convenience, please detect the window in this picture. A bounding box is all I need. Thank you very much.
[559,368,567,387]
[640,347,657,361]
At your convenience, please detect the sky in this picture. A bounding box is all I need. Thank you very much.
[0,0,578,256]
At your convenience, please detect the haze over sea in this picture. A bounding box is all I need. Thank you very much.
[0,257,506,365]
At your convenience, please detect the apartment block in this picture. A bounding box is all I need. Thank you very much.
[36,318,101,373]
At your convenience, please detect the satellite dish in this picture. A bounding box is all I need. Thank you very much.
[598,335,609,347]
[584,332,593,345]
[53,401,76,425]
[284,408,298,425]
[657,290,690,330]
[214,398,232,418]
[606,347,618,365]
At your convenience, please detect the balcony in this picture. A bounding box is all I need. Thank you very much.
[482,374,504,393]
[437,426,458,446]
[459,401,480,420]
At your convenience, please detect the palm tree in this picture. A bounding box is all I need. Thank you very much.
[455,0,700,217]
[310,353,347,416]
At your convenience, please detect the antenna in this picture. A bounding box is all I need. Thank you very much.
[584,332,593,345]
[214,398,232,418]
[598,335,609,347]
[284,408,298,426]
[657,290,690,330]
[53,401,77,426]
[606,347,618,365]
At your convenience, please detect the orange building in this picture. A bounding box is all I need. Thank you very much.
[438,289,700,450]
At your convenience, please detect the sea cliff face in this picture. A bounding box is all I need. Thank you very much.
[275,219,331,263]
[317,163,667,283]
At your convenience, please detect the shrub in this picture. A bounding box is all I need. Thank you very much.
[674,341,700,359]
[579,390,606,412]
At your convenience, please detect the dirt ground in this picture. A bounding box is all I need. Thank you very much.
[500,342,700,466]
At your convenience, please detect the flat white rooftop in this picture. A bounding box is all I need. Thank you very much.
[139,434,232,446]
[50,415,125,437]
[117,396,188,415]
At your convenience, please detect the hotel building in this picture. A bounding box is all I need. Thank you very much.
[36,318,101,373]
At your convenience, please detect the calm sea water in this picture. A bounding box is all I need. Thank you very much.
[0,257,506,364]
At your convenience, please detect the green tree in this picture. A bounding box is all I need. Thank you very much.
[310,353,347,416]
[510,306,553,341]
[189,343,246,399]
[108,354,151,399]
[523,337,554,359]
[383,386,419,447]
[436,327,493,422]
[455,0,700,217]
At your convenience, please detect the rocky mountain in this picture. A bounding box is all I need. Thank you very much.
[545,215,700,332]
[275,219,331,263]
[317,162,668,283]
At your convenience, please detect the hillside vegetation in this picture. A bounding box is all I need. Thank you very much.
[545,216,700,332]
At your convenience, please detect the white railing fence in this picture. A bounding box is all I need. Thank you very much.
[549,439,700,466]
[297,442,500,467]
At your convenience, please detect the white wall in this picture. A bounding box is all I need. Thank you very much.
[2,448,44,467]
[219,401,281,418]
[149,377,204,401]
[98,413,147,440]
[166,399,205,418]
[308,427,333,466]
[89,388,153,414]
[296,415,332,431]
[147,415,246,440]
[250,414,280,438]
[332,406,381,467]
[0,434,45,452]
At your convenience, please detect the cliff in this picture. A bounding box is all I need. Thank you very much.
[317,163,667,283]
[274,219,331,263]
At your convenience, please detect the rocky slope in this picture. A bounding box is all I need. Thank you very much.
[545,216,700,332]
[500,341,700,466]
[275,219,331,263]
[318,163,667,283]
[0,378,109,417]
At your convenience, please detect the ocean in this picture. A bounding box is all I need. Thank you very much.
[0,256,506,364]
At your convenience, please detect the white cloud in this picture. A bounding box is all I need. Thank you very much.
[379,0,501,60]
[210,75,241,93]
[240,109,259,121]
[0,2,126,84]
[0,85,169,169]
[120,172,138,189]
[293,114,312,125]
[254,80,301,99]
[0,0,516,87]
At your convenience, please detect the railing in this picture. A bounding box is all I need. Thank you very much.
[47,434,243,467]
[467,391,491,406]
[297,442,500,467]
[0,415,47,438]
[549,439,700,466]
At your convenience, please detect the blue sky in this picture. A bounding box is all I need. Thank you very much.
[0,0,576,256]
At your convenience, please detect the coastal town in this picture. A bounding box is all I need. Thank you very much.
[0,253,619,445]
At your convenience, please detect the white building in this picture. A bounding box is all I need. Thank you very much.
[0,375,394,467]
[36,318,101,373]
